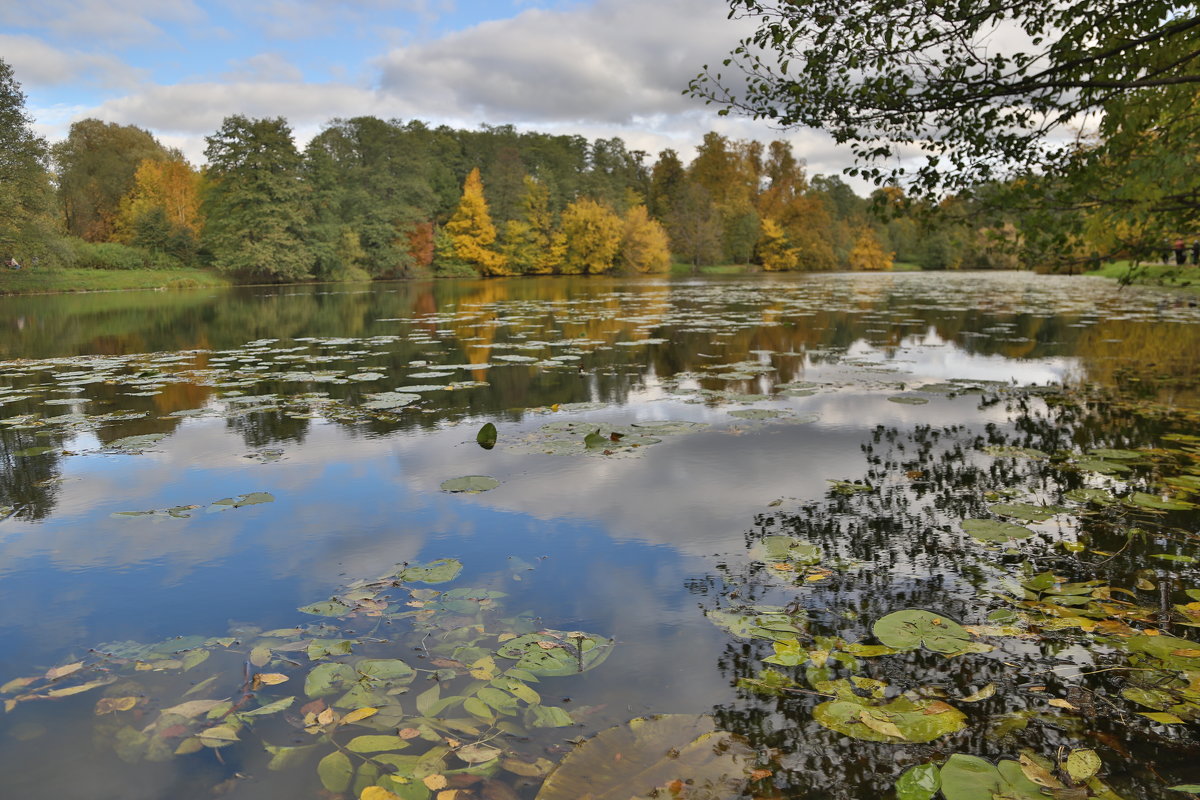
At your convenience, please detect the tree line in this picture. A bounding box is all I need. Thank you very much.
[1,57,1020,282]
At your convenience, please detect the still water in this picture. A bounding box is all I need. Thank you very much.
[1,272,1199,799]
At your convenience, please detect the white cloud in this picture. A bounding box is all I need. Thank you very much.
[376,0,750,125]
[21,0,866,184]
[0,0,204,47]
[222,52,305,82]
[0,34,146,88]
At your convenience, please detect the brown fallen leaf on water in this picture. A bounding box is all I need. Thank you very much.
[45,662,84,681]
[253,672,289,687]
[95,696,139,715]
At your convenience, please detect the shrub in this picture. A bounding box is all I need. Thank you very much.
[67,239,183,270]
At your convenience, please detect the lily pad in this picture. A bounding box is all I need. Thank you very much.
[534,714,753,800]
[812,681,966,743]
[495,630,614,676]
[439,476,499,493]
[961,519,1033,543]
[396,559,463,584]
[987,502,1061,522]
[476,422,497,449]
[873,610,973,654]
[938,754,1045,800]
[887,395,929,405]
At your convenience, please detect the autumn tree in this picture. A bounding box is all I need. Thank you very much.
[0,58,60,265]
[619,205,671,273]
[113,154,203,260]
[442,168,508,276]
[557,199,623,274]
[53,119,166,242]
[203,116,314,281]
[500,176,558,274]
[691,0,1200,263]
[847,228,894,271]
[756,217,798,271]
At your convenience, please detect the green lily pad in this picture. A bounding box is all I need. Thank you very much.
[896,763,941,800]
[729,408,788,420]
[813,682,966,743]
[298,599,352,617]
[476,422,497,449]
[396,558,462,584]
[495,630,614,676]
[440,476,500,493]
[961,519,1033,543]
[873,609,972,654]
[756,535,822,564]
[987,502,1061,522]
[938,754,1044,800]
[1127,492,1195,511]
[533,714,754,800]
[706,606,808,642]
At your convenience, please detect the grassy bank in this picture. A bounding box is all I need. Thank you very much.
[0,267,233,295]
[1085,260,1200,291]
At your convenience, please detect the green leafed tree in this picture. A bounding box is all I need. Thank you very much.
[203,116,314,281]
[0,58,61,266]
[304,117,435,280]
[52,119,167,242]
[691,1,1200,262]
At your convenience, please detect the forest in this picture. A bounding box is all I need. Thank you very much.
[0,58,1019,284]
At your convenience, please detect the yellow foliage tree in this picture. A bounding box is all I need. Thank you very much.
[444,168,508,276]
[114,155,203,243]
[557,199,622,275]
[756,217,798,271]
[847,228,894,271]
[619,205,671,273]
[499,176,558,274]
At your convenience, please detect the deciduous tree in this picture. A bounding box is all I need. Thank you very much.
[53,119,166,242]
[0,58,60,265]
[443,167,507,276]
[619,205,671,273]
[558,199,622,274]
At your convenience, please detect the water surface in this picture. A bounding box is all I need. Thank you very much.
[3,272,1200,799]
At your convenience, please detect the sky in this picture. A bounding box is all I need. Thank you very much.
[0,0,857,178]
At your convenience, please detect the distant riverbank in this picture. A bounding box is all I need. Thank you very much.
[0,260,938,296]
[0,266,232,295]
[1086,261,1200,292]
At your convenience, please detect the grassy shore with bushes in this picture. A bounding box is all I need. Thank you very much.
[0,266,231,295]
[1086,261,1200,292]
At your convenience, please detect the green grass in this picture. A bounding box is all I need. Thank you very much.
[1085,260,1200,291]
[0,266,233,295]
[891,261,924,272]
[669,262,754,276]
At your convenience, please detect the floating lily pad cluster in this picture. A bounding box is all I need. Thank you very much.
[0,558,630,800]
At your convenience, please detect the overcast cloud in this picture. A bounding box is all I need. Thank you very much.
[6,0,860,178]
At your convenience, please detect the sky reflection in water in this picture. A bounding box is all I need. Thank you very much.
[1,272,1199,799]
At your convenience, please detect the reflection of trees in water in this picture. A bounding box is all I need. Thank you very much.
[3,278,1200,521]
[0,426,62,521]
[695,400,1200,798]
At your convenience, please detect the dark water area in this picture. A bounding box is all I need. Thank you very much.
[2,271,1200,800]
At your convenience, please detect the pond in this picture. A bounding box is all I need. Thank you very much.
[2,271,1200,800]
